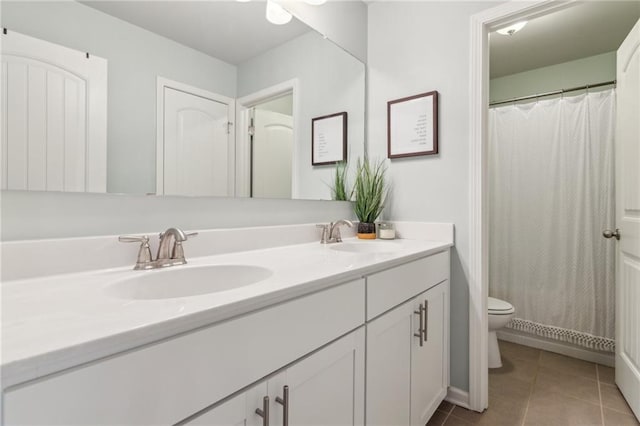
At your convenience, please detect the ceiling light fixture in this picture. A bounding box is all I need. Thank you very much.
[304,0,327,5]
[266,0,292,25]
[496,21,528,36]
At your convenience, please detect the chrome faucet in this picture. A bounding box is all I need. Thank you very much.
[156,227,190,267]
[316,219,353,244]
[119,227,197,270]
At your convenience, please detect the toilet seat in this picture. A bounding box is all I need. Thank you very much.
[488,297,514,315]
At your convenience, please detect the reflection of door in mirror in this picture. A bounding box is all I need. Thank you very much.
[156,78,235,197]
[1,30,107,192]
[252,101,294,199]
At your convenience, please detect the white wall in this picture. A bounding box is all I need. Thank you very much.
[490,51,616,102]
[279,0,367,63]
[257,96,294,116]
[237,31,365,200]
[368,1,501,392]
[1,1,237,195]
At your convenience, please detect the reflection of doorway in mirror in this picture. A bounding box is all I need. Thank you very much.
[251,97,293,199]
[156,78,235,197]
[1,30,107,192]
[236,79,298,199]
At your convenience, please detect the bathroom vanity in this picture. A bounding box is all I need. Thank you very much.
[1,223,452,425]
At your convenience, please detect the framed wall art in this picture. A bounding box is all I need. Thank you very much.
[312,111,347,165]
[387,91,438,159]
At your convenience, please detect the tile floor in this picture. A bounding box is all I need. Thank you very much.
[428,340,639,426]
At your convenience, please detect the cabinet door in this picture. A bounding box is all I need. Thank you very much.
[411,281,449,426]
[366,300,419,426]
[280,328,365,426]
[186,382,267,426]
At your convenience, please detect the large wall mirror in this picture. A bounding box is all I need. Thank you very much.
[1,1,365,201]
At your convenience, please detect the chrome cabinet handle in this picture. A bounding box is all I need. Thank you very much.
[275,385,289,426]
[255,396,270,426]
[423,299,429,342]
[414,302,424,347]
[602,229,620,240]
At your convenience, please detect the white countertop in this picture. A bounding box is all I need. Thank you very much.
[2,235,452,390]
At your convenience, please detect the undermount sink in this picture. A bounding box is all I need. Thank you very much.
[105,264,273,300]
[330,240,402,254]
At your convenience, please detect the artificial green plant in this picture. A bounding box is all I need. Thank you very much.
[352,158,388,224]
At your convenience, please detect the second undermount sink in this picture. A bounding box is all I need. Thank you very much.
[330,240,403,254]
[105,264,273,300]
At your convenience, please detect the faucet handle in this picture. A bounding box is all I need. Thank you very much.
[172,232,197,262]
[332,226,343,243]
[118,235,153,269]
[316,224,330,244]
[118,235,149,243]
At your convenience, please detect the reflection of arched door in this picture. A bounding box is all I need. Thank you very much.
[252,109,293,199]
[157,79,235,196]
[1,30,107,192]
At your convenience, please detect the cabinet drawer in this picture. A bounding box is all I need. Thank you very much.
[4,279,365,425]
[367,250,449,320]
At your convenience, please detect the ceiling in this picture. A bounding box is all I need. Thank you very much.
[82,1,312,65]
[490,1,640,78]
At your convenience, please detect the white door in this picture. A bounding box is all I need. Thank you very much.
[184,382,266,426]
[614,18,640,420]
[366,299,414,426]
[282,328,365,426]
[252,109,293,199]
[157,79,234,197]
[411,282,449,426]
[1,30,107,192]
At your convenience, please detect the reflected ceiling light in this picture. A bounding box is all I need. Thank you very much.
[304,0,327,5]
[236,0,251,2]
[266,0,292,25]
[496,21,528,36]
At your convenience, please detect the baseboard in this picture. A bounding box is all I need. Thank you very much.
[446,386,472,410]
[497,329,615,367]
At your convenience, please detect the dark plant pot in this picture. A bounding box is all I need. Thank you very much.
[357,222,376,239]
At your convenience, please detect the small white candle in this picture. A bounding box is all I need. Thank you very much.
[379,228,395,240]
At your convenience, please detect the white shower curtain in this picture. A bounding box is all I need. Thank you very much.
[489,89,616,351]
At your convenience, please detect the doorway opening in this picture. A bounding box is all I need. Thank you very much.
[468,1,640,413]
[236,79,299,198]
[249,93,294,199]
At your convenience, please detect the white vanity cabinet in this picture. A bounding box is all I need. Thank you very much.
[3,244,451,426]
[365,251,450,426]
[4,280,365,425]
[188,328,365,426]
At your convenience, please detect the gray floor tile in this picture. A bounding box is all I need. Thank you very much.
[524,388,603,426]
[538,350,598,380]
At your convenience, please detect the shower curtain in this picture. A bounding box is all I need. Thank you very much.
[489,89,616,352]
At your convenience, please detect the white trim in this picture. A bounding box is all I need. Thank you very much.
[468,0,579,413]
[155,77,236,195]
[497,330,615,367]
[236,79,299,198]
[446,386,470,410]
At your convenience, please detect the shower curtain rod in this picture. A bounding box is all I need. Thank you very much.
[489,80,617,107]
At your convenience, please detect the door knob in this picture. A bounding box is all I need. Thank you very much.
[602,229,620,240]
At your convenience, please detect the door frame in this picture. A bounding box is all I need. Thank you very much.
[236,79,299,198]
[155,76,235,195]
[467,0,579,412]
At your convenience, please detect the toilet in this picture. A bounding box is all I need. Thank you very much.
[488,297,515,368]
